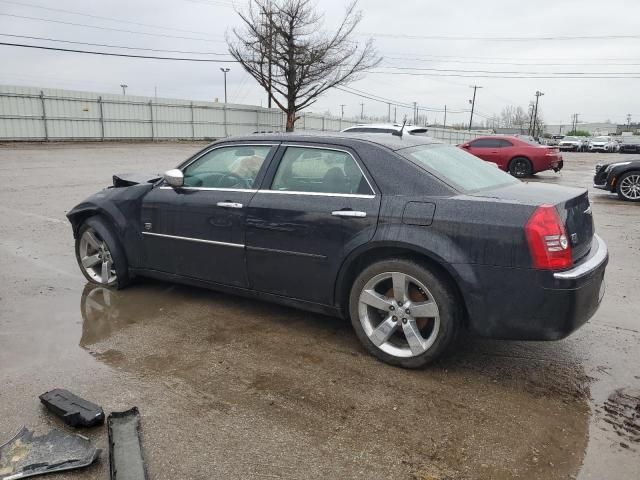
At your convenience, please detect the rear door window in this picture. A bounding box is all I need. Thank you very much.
[271,147,373,195]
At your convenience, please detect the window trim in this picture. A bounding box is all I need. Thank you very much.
[264,143,376,197]
[168,143,278,192]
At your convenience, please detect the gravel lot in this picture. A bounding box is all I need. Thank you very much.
[0,143,638,479]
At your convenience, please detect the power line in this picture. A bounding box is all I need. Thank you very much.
[0,41,238,62]
[382,56,640,67]
[0,0,225,36]
[0,33,234,56]
[362,32,640,42]
[336,85,468,115]
[376,65,640,75]
[368,71,640,79]
[0,13,225,43]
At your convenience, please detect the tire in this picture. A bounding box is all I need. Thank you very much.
[75,216,129,289]
[616,170,640,202]
[348,258,461,368]
[508,157,533,178]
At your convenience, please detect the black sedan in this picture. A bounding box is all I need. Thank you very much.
[594,160,640,201]
[618,138,640,154]
[68,133,608,368]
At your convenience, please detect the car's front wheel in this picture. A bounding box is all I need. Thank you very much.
[617,171,640,202]
[75,216,129,288]
[349,258,461,368]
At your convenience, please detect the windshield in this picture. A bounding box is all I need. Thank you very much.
[400,144,519,193]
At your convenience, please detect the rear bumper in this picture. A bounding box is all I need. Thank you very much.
[460,235,608,340]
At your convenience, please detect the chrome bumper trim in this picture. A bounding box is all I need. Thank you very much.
[554,234,608,280]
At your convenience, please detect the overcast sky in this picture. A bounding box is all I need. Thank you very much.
[1,0,638,126]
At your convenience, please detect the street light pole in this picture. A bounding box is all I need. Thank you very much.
[220,68,230,103]
[120,84,128,95]
[340,104,345,119]
[360,103,364,120]
[468,85,482,131]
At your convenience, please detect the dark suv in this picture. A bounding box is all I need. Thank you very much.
[68,133,608,368]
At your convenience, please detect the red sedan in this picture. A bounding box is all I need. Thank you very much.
[459,136,563,178]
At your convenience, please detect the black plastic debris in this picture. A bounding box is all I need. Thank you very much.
[0,426,100,480]
[39,389,105,428]
[108,407,148,480]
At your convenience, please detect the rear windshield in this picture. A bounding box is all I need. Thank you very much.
[400,144,519,193]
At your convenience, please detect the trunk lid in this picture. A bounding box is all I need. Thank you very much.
[472,182,594,263]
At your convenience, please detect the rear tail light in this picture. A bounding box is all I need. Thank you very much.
[525,205,573,270]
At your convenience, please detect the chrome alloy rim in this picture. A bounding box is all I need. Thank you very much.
[79,228,117,284]
[358,272,440,358]
[620,174,640,200]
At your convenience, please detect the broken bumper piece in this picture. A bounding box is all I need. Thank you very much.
[39,388,105,428]
[108,407,148,480]
[0,426,100,480]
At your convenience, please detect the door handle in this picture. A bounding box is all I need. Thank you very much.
[332,210,366,218]
[217,202,243,209]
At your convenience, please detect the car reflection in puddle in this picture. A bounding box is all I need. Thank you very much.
[79,282,180,347]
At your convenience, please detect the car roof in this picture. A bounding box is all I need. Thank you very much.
[218,131,443,151]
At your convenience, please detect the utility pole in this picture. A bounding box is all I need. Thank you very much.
[340,104,345,119]
[387,103,391,122]
[266,2,273,108]
[528,102,535,135]
[627,114,632,127]
[394,106,397,123]
[120,84,128,95]
[413,102,417,124]
[571,113,579,134]
[532,90,544,137]
[220,68,230,103]
[468,85,482,131]
[443,105,447,128]
[154,85,157,99]
[360,103,364,120]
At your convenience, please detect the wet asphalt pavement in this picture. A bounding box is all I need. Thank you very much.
[0,142,638,479]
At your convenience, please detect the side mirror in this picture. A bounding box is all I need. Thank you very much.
[164,169,184,188]
[461,144,470,149]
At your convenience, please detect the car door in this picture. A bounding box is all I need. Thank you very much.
[465,138,501,164]
[495,139,515,170]
[140,143,277,287]
[245,144,380,305]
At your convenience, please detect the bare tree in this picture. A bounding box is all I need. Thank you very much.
[228,0,380,131]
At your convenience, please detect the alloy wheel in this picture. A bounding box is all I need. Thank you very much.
[512,159,530,177]
[358,272,440,358]
[620,174,640,200]
[79,228,117,284]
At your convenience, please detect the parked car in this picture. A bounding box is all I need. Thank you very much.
[618,137,640,154]
[594,160,640,201]
[68,133,607,368]
[458,135,563,177]
[558,136,587,152]
[588,136,619,152]
[342,123,429,136]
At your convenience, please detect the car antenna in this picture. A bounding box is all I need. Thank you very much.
[392,119,407,138]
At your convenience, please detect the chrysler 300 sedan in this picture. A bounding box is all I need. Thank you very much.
[67,133,608,368]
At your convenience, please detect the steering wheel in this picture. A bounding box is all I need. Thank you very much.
[220,172,251,189]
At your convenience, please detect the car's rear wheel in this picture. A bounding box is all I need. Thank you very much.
[75,216,129,288]
[508,157,533,178]
[617,171,640,202]
[349,259,461,368]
